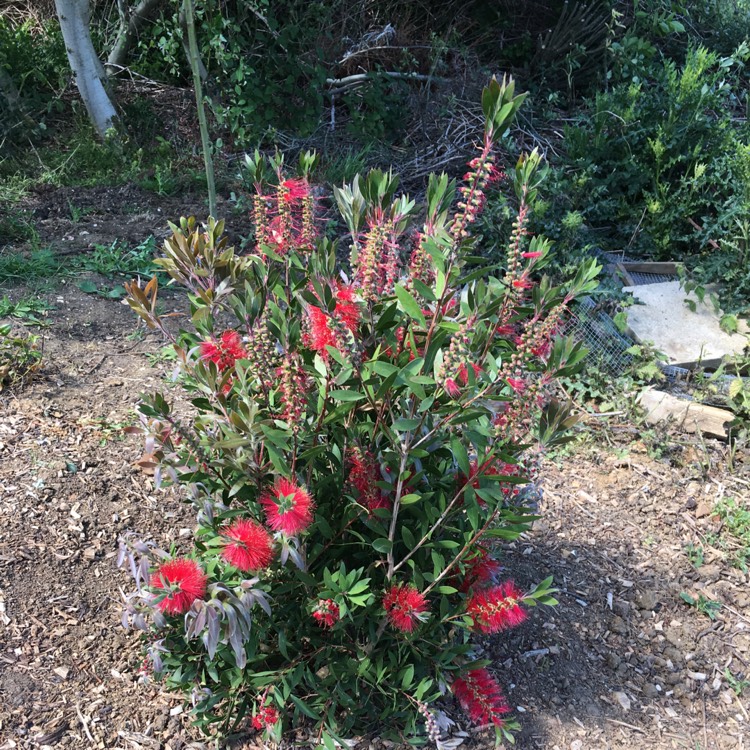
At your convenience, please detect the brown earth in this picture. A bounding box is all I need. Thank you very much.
[0,186,748,750]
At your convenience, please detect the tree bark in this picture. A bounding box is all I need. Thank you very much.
[106,0,164,74]
[54,0,118,138]
[183,0,216,218]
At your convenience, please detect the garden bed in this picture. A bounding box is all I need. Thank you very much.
[0,186,748,750]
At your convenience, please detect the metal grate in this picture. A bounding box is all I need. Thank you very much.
[560,296,634,375]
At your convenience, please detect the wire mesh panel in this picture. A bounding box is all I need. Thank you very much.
[559,296,634,374]
[596,250,677,285]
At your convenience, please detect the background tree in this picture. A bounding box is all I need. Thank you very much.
[53,0,117,137]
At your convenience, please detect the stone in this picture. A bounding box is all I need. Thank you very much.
[638,389,733,439]
[635,590,660,611]
[611,616,628,635]
[643,683,659,699]
[623,280,749,368]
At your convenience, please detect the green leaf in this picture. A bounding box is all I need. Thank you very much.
[78,280,98,294]
[401,664,415,689]
[328,389,366,402]
[290,694,321,720]
[393,417,421,431]
[394,284,427,328]
[106,285,127,299]
[400,493,421,505]
[372,538,392,554]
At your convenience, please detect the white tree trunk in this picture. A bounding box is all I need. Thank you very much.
[54,0,118,138]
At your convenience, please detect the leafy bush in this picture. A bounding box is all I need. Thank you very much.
[0,324,42,390]
[0,16,67,140]
[121,78,598,744]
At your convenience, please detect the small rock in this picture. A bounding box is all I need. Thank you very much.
[607,653,622,669]
[613,691,631,711]
[695,501,712,518]
[611,615,628,635]
[697,564,722,581]
[53,666,70,680]
[571,741,583,750]
[643,684,659,699]
[635,590,660,611]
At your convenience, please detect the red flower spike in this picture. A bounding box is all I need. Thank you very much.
[457,362,482,386]
[261,477,315,536]
[252,704,280,731]
[152,558,207,615]
[312,598,340,628]
[506,377,526,395]
[459,546,503,592]
[304,283,360,359]
[444,377,462,399]
[281,177,310,201]
[451,668,510,727]
[383,583,429,633]
[221,518,274,572]
[467,580,527,633]
[347,448,392,513]
[200,330,246,371]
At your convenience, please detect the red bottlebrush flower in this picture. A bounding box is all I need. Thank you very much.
[200,330,247,371]
[495,323,515,337]
[347,448,391,513]
[152,558,207,615]
[444,377,462,399]
[451,668,510,727]
[261,477,314,536]
[531,338,552,359]
[522,251,543,259]
[333,283,360,332]
[220,518,274,572]
[467,580,527,633]
[457,362,482,386]
[307,304,336,353]
[459,546,503,592]
[383,583,429,633]
[512,277,533,290]
[506,377,526,394]
[252,704,280,731]
[304,283,360,359]
[281,177,310,201]
[312,598,340,628]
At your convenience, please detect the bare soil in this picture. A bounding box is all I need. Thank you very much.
[1,186,748,750]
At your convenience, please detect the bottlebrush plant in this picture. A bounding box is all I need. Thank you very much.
[121,77,599,746]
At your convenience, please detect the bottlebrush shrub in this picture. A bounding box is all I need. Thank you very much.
[121,77,599,746]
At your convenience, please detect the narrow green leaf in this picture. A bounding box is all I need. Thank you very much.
[395,284,427,328]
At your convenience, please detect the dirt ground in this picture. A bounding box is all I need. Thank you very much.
[1,186,748,750]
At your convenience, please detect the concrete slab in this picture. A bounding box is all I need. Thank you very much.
[624,281,748,369]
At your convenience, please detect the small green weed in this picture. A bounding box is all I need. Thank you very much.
[0,248,62,286]
[0,209,38,245]
[0,296,53,325]
[67,200,94,224]
[724,668,750,696]
[680,591,722,620]
[317,145,378,186]
[0,324,43,390]
[145,344,179,367]
[75,236,158,278]
[685,543,705,568]
[714,496,750,571]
